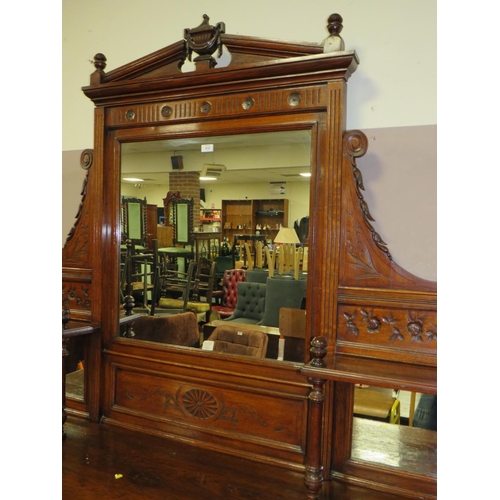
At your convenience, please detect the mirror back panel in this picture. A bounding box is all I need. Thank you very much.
[62,15,436,498]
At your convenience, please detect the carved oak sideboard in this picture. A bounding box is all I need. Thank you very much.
[62,14,436,500]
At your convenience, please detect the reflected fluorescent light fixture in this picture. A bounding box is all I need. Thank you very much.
[300,172,311,177]
[123,177,144,182]
[274,227,300,244]
[201,163,226,178]
[199,176,217,181]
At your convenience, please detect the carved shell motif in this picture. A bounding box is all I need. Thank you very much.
[182,389,219,419]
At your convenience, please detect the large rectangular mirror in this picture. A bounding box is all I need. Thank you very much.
[118,127,312,359]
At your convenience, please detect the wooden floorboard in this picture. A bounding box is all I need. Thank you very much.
[62,416,408,500]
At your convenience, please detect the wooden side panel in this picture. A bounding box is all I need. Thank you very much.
[336,304,437,364]
[62,150,93,321]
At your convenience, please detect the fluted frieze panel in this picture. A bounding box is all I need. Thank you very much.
[105,85,326,127]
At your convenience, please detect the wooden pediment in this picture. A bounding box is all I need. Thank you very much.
[82,14,358,106]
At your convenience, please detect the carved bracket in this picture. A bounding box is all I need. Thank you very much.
[65,149,93,245]
[343,131,392,260]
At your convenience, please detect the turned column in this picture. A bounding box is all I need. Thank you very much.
[304,337,328,499]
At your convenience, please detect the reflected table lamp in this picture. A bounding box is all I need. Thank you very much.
[273,227,301,278]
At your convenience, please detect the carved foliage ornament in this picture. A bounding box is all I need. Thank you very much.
[62,284,91,310]
[343,308,437,344]
[65,149,93,245]
[343,131,392,260]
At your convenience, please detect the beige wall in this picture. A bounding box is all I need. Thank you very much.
[62,0,437,281]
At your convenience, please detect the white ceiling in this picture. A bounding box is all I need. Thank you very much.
[121,130,312,185]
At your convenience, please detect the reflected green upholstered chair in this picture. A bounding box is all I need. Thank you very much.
[224,282,266,325]
[261,277,307,327]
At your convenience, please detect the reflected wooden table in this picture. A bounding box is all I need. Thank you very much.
[158,246,194,273]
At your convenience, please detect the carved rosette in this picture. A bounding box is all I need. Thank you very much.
[80,149,93,170]
[182,389,219,419]
[62,283,91,311]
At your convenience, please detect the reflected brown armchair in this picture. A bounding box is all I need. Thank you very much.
[206,325,268,357]
[132,312,200,347]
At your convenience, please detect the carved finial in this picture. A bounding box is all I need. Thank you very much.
[184,15,226,70]
[93,53,107,72]
[90,53,107,85]
[323,13,345,53]
[309,337,328,367]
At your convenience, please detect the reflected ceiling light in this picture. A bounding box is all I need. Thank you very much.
[200,176,217,181]
[123,177,144,182]
[300,172,311,177]
[201,163,226,178]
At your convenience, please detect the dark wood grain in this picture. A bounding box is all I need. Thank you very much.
[63,416,410,500]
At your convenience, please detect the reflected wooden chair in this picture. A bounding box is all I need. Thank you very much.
[277,307,306,362]
[121,196,148,249]
[192,257,216,306]
[157,261,196,314]
[122,239,159,315]
[182,256,218,323]
[354,387,401,425]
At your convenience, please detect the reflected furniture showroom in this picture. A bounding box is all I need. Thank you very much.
[62,13,436,500]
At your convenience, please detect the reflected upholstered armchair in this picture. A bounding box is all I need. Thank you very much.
[212,269,247,318]
[223,281,266,325]
[261,277,307,327]
[206,325,268,357]
[131,312,200,347]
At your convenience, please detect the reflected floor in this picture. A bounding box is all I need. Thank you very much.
[351,417,437,477]
[66,369,84,400]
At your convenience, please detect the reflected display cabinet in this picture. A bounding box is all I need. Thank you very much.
[222,198,289,242]
[62,13,436,500]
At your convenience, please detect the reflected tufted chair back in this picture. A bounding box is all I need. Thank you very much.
[224,281,266,325]
[132,312,200,346]
[212,269,247,318]
[207,325,268,357]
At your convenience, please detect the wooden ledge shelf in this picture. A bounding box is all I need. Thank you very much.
[301,354,437,394]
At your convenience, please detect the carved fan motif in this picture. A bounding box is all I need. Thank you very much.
[182,389,219,419]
